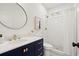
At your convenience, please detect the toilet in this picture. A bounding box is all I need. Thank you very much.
[44,43,69,56]
[44,43,54,56]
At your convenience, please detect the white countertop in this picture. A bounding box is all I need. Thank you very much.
[0,36,42,54]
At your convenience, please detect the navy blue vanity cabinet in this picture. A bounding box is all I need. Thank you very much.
[0,38,44,56]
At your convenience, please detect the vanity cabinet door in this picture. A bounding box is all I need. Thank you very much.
[21,43,34,56]
[34,39,44,56]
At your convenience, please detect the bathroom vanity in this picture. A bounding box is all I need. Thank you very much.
[0,36,44,56]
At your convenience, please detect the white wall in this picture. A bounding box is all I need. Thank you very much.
[0,3,47,40]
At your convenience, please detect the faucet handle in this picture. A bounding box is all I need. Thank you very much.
[13,34,17,40]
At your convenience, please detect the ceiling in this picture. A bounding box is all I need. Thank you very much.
[42,3,73,11]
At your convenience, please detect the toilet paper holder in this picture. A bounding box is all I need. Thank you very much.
[72,42,79,48]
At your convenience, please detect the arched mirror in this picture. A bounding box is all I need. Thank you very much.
[0,3,27,30]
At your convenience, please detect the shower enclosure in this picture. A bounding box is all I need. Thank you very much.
[43,3,79,56]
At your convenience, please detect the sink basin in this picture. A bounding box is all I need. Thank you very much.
[9,37,35,44]
[0,38,14,45]
[0,36,37,45]
[0,41,4,44]
[9,38,27,43]
[0,40,10,47]
[0,40,8,44]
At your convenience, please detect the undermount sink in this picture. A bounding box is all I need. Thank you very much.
[0,37,29,45]
[9,36,37,44]
[0,41,4,44]
[8,37,29,43]
[0,36,38,45]
[0,40,10,45]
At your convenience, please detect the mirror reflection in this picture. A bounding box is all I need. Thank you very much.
[0,3,27,30]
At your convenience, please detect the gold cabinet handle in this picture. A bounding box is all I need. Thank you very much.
[23,49,26,53]
[23,48,28,53]
[25,48,28,52]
